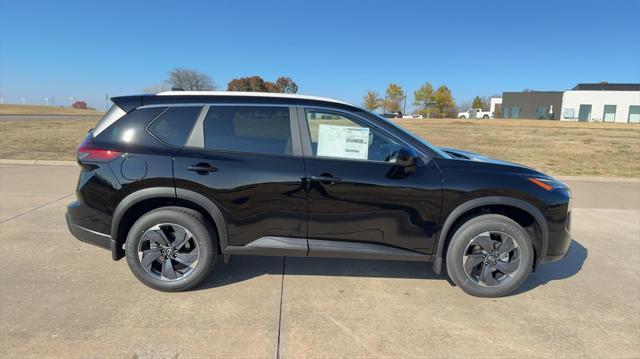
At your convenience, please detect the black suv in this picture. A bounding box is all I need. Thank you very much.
[66,91,571,297]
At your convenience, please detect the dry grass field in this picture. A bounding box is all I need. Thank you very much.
[0,117,638,178]
[0,104,103,116]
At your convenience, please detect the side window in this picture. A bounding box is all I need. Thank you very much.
[148,106,201,147]
[203,106,292,155]
[305,110,401,162]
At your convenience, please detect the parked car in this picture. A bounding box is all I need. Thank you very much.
[381,112,401,118]
[66,91,571,297]
[458,108,493,119]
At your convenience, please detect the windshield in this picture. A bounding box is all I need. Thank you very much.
[365,110,452,159]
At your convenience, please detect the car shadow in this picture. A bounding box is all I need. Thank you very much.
[195,239,587,295]
[514,239,588,294]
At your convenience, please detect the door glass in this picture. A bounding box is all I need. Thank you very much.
[203,106,292,155]
[578,104,592,121]
[603,105,616,122]
[511,107,521,118]
[306,110,401,162]
[535,107,547,119]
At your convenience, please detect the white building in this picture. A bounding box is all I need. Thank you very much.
[560,83,640,123]
[489,97,502,114]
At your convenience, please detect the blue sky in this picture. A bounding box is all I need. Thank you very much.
[1,0,638,110]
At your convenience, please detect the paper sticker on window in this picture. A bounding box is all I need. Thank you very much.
[317,124,369,160]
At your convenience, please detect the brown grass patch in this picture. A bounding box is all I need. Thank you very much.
[0,117,638,178]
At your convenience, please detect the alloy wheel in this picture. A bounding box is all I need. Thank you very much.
[137,223,200,281]
[462,231,521,287]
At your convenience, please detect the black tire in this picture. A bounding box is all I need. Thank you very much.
[446,214,533,297]
[125,206,217,291]
[482,115,489,119]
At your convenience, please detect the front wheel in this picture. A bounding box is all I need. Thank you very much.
[125,206,217,291]
[446,214,533,297]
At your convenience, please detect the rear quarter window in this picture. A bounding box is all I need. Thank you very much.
[94,107,166,146]
[147,107,202,147]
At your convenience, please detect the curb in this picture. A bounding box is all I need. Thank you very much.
[557,176,640,184]
[1,159,639,183]
[0,159,77,167]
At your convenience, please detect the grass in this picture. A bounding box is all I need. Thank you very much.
[0,117,638,178]
[0,104,104,116]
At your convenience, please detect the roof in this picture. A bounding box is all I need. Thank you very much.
[156,91,352,106]
[571,83,640,91]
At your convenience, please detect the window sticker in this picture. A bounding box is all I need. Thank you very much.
[317,124,370,160]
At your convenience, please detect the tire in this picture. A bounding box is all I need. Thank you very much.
[458,116,465,119]
[482,115,489,119]
[125,206,218,291]
[446,214,533,297]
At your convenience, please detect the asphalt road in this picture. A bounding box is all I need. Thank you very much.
[1,164,639,358]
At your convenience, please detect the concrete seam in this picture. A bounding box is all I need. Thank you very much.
[276,256,286,359]
[0,193,73,224]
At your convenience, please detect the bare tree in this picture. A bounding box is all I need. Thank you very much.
[167,68,216,91]
[143,83,170,94]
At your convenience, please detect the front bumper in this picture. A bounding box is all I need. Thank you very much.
[65,211,111,251]
[540,210,572,264]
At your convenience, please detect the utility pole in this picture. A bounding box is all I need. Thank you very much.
[105,94,109,111]
[403,93,407,115]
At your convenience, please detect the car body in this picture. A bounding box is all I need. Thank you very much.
[458,108,494,119]
[66,91,571,296]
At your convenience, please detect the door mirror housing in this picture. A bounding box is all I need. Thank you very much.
[387,146,418,179]
[395,146,418,168]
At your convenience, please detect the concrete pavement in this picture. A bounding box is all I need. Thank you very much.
[0,164,638,358]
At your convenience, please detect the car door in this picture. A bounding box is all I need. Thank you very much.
[173,104,307,251]
[299,107,442,254]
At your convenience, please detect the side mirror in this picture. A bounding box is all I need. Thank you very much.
[395,146,418,168]
[387,146,418,179]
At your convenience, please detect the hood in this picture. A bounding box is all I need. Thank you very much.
[440,147,548,176]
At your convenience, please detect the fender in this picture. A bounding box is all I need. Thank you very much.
[110,187,229,260]
[431,196,548,275]
[175,188,229,251]
[111,187,176,260]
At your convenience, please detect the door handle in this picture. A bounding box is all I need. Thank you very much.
[187,163,218,174]
[307,174,342,183]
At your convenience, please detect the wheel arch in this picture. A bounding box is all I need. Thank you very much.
[432,196,548,275]
[111,187,229,261]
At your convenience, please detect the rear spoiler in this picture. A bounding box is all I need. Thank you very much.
[110,95,146,113]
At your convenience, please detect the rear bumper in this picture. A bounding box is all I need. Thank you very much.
[65,210,111,251]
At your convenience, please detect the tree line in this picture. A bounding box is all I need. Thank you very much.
[363,83,455,118]
[145,68,492,117]
[144,68,298,94]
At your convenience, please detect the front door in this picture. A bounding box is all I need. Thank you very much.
[300,108,442,254]
[173,105,307,248]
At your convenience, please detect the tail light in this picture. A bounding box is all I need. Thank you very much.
[77,135,122,162]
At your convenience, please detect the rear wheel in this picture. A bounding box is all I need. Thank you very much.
[446,214,533,297]
[125,207,217,291]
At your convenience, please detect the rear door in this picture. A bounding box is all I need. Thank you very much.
[299,107,442,254]
[173,104,307,251]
